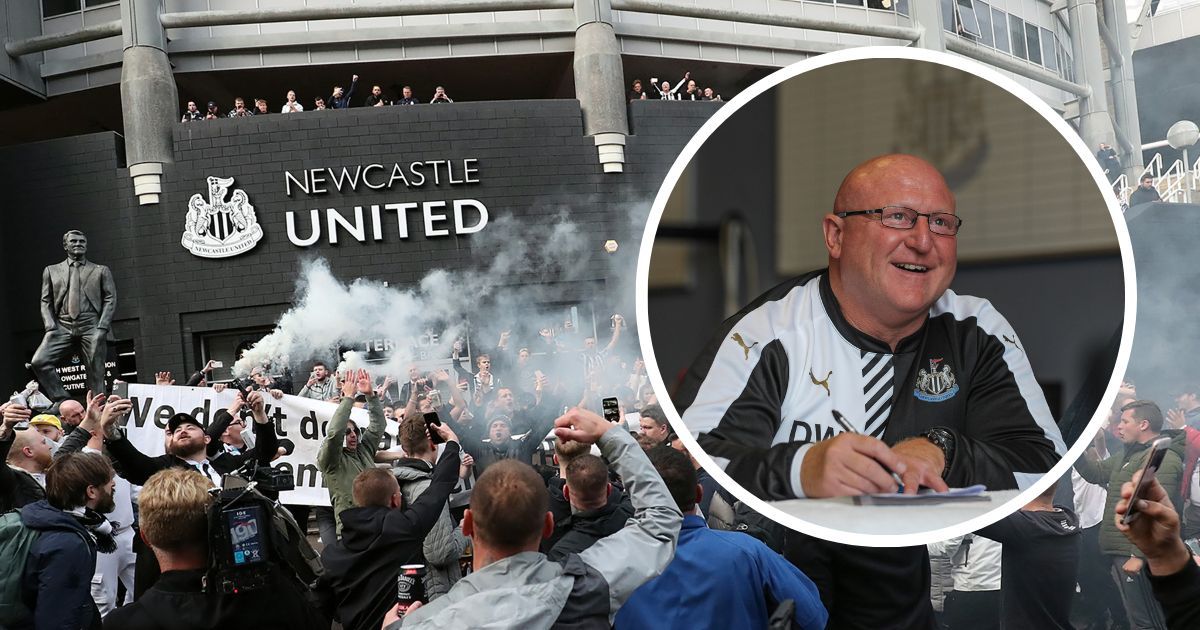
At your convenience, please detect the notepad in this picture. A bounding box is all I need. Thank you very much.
[851,484,990,505]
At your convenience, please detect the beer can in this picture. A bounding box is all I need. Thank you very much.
[396,564,427,612]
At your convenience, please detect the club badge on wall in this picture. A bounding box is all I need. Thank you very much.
[182,176,263,258]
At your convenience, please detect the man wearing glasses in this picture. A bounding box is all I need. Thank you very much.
[677,154,1064,501]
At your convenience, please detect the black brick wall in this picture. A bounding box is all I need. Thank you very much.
[0,99,718,388]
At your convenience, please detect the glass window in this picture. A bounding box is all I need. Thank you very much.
[84,0,115,6]
[1009,14,1027,59]
[897,0,910,15]
[956,0,983,38]
[992,8,1010,53]
[1041,28,1058,71]
[836,0,865,5]
[977,1,994,47]
[1025,21,1042,64]
[941,0,956,32]
[42,0,79,18]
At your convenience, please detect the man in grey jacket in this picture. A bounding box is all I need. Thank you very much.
[388,407,682,628]
[393,414,472,599]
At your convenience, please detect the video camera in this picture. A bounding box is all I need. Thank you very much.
[206,461,321,595]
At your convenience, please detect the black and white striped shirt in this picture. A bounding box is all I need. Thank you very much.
[676,270,1065,500]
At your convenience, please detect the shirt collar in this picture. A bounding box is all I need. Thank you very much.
[817,270,931,355]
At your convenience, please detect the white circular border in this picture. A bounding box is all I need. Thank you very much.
[634,46,1137,547]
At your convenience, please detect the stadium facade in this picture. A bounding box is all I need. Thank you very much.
[0,0,1154,388]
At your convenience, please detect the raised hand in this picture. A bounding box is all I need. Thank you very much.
[155,371,175,386]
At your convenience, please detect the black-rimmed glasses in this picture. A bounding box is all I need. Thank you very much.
[835,206,963,236]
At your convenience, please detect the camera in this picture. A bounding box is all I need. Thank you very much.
[206,462,320,595]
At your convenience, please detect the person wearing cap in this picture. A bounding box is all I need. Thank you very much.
[76,389,278,487]
[29,413,65,451]
[204,101,220,120]
[444,404,558,477]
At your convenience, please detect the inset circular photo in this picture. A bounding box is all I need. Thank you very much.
[637,47,1134,545]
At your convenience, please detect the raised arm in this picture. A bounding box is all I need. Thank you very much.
[561,409,683,619]
[244,391,279,468]
[317,377,356,472]
[381,437,461,541]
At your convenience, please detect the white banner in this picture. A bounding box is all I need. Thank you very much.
[120,384,407,506]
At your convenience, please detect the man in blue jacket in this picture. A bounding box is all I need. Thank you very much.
[614,447,828,629]
[17,451,117,630]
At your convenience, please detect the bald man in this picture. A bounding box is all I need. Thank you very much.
[678,154,1065,500]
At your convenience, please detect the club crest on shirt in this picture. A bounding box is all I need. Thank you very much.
[914,358,959,402]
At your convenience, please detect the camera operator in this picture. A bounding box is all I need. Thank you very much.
[102,468,328,630]
[317,419,462,630]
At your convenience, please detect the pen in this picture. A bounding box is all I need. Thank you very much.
[830,409,906,491]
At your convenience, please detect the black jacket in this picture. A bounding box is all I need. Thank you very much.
[783,533,935,630]
[318,441,461,630]
[1148,558,1200,629]
[103,410,278,486]
[543,487,633,561]
[978,507,1081,630]
[0,431,45,513]
[102,568,328,630]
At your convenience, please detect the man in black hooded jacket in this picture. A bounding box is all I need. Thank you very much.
[318,421,461,630]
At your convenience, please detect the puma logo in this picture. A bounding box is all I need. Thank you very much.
[731,333,759,360]
[1002,334,1023,352]
[810,369,832,396]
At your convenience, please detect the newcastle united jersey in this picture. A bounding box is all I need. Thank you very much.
[677,270,1065,500]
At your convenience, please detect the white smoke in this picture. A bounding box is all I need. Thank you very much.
[231,208,635,380]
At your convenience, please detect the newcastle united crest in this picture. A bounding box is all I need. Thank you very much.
[914,358,959,402]
[182,176,263,258]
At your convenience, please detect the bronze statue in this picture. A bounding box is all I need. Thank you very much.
[29,230,117,401]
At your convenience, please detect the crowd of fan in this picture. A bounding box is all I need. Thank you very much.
[180,74,455,122]
[628,71,724,102]
[0,314,828,630]
[927,380,1200,630]
[178,71,724,123]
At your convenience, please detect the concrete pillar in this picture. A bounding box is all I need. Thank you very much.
[573,0,627,173]
[120,0,176,205]
[1104,0,1145,175]
[910,0,947,51]
[1067,0,1115,157]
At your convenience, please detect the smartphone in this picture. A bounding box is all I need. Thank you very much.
[112,380,129,399]
[212,361,224,369]
[1185,538,1200,556]
[1121,436,1173,525]
[424,411,444,444]
[602,397,621,424]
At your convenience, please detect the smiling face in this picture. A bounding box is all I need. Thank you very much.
[826,155,957,338]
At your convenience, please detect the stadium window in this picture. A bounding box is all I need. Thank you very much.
[941,0,955,32]
[992,7,1010,53]
[1041,27,1058,72]
[836,0,866,5]
[42,0,79,18]
[896,0,909,14]
[1025,21,1042,64]
[955,0,983,38]
[976,1,994,47]
[1009,14,1027,59]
